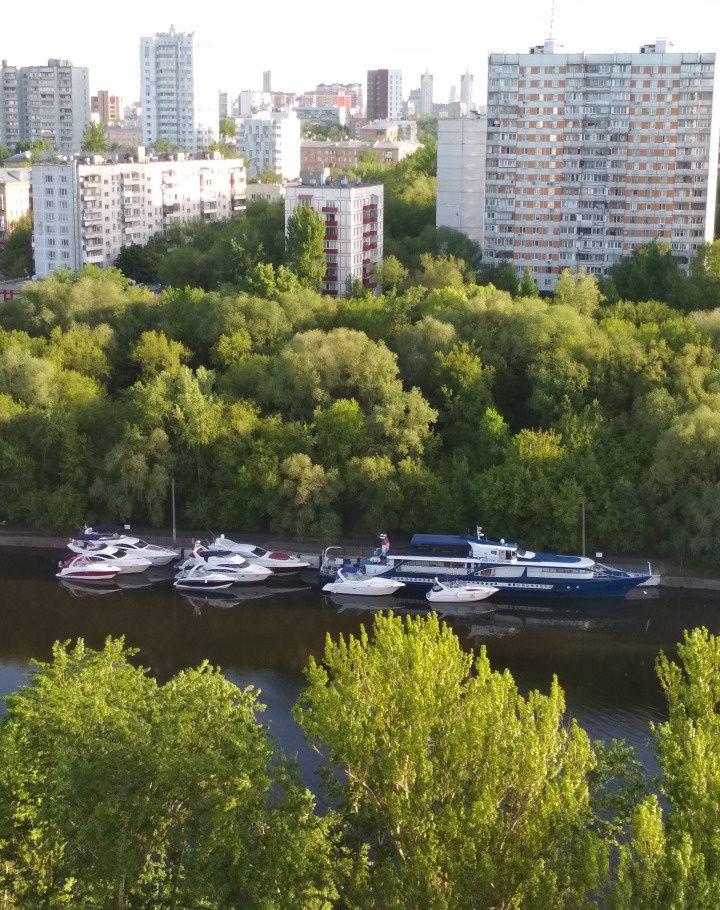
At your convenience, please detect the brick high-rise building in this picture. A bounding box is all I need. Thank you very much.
[484,39,720,290]
[366,69,402,121]
[91,90,121,125]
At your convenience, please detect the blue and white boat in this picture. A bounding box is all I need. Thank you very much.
[320,529,659,601]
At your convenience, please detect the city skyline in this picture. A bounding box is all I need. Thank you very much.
[3,0,719,109]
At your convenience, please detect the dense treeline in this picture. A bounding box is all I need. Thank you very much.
[2,617,720,908]
[4,252,720,558]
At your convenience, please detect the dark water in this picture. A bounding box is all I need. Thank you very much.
[2,551,720,780]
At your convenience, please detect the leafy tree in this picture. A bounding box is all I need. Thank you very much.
[553,268,602,315]
[518,266,540,297]
[0,144,10,165]
[82,121,107,154]
[247,166,283,185]
[295,612,609,910]
[218,116,236,141]
[611,627,720,908]
[286,204,326,291]
[131,330,191,379]
[414,252,467,289]
[114,238,165,284]
[0,213,33,278]
[0,637,336,908]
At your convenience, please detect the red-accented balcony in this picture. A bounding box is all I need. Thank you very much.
[322,206,338,213]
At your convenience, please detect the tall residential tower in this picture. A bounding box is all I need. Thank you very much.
[483,39,719,290]
[366,69,402,121]
[140,27,217,152]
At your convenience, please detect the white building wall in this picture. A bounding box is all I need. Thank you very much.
[388,70,403,120]
[485,40,719,290]
[436,113,487,249]
[33,157,246,279]
[237,111,301,180]
[420,72,434,116]
[285,183,384,296]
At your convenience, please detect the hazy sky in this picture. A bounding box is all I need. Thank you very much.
[3,0,719,106]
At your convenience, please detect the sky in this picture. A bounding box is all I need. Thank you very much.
[3,0,719,106]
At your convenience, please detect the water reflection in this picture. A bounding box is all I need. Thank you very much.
[2,550,720,781]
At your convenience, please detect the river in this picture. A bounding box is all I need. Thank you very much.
[1,550,718,780]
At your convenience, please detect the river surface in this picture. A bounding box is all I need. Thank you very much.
[2,551,719,781]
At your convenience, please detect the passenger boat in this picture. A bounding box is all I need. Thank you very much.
[320,529,659,600]
[69,526,180,566]
[176,545,272,585]
[322,568,405,597]
[210,536,310,575]
[426,578,500,604]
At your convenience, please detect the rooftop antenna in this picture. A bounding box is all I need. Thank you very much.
[548,0,555,40]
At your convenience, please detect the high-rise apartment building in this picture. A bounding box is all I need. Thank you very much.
[236,110,301,180]
[484,39,720,290]
[263,70,272,93]
[419,71,434,115]
[0,59,89,153]
[460,71,474,108]
[366,69,402,121]
[285,180,384,297]
[91,91,121,125]
[436,112,487,249]
[0,63,19,149]
[140,27,217,153]
[32,154,246,278]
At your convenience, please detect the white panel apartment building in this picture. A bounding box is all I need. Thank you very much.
[285,181,383,296]
[484,40,720,290]
[436,112,487,249]
[236,111,301,180]
[0,59,90,153]
[33,155,246,278]
[140,28,218,153]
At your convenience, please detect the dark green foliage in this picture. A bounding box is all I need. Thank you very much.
[0,213,33,278]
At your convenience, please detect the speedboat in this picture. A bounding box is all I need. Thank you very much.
[173,564,235,591]
[322,568,405,597]
[61,545,152,575]
[211,535,310,575]
[69,527,180,566]
[426,578,500,604]
[176,546,272,584]
[320,528,658,601]
[56,554,121,583]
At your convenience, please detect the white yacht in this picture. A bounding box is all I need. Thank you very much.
[425,578,500,604]
[61,545,152,575]
[211,535,310,575]
[176,546,272,585]
[322,568,405,597]
[173,564,235,591]
[69,527,180,566]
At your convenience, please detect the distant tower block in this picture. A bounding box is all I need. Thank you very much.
[263,70,272,93]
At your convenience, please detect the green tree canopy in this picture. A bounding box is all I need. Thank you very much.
[82,122,107,154]
[286,204,326,291]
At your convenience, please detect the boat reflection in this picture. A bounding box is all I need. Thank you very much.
[181,584,313,615]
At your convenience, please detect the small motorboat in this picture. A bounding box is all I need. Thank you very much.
[173,564,235,591]
[176,545,272,584]
[211,535,310,575]
[426,578,500,604]
[56,554,121,583]
[322,568,405,597]
[69,527,180,566]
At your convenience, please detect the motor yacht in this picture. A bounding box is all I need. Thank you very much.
[211,535,310,575]
[69,527,180,565]
[322,568,405,597]
[176,545,272,584]
[56,554,121,583]
[173,564,235,591]
[425,578,500,604]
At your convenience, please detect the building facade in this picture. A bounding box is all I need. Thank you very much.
[0,168,31,246]
[236,110,301,180]
[32,154,246,278]
[285,181,383,296]
[366,69,402,121]
[0,59,90,153]
[315,82,363,113]
[484,39,720,290]
[140,27,217,153]
[420,71,434,116]
[91,91,121,125]
[353,119,418,142]
[460,71,474,108]
[301,139,422,170]
[436,113,487,249]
